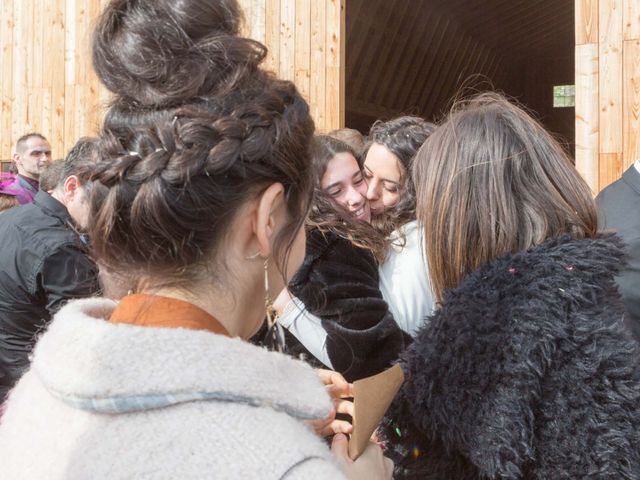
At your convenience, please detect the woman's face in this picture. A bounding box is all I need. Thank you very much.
[363,143,404,214]
[321,152,371,222]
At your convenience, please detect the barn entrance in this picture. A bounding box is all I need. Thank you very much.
[345,0,575,153]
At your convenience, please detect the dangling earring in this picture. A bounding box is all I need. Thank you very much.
[263,258,285,353]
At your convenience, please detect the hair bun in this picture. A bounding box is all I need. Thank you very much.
[93,0,266,107]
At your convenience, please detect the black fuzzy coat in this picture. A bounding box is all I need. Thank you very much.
[288,229,409,382]
[384,234,640,479]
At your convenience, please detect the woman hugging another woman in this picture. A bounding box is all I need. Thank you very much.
[276,116,435,381]
[383,93,640,478]
[0,0,393,478]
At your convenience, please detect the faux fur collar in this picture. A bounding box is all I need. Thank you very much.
[31,298,331,420]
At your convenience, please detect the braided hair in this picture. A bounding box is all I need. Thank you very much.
[89,0,315,287]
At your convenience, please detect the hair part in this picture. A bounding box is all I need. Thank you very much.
[414,92,598,302]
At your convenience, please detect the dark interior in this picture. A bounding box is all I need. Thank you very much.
[346,0,575,152]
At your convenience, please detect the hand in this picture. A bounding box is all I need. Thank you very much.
[306,369,354,437]
[331,433,394,480]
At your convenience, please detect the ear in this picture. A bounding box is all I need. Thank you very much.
[12,152,21,166]
[63,175,80,202]
[253,182,286,257]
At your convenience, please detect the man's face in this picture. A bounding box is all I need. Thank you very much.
[15,137,52,180]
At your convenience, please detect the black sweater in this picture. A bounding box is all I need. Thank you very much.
[287,229,408,382]
[383,234,640,479]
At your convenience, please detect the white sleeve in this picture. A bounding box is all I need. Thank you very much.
[379,221,435,336]
[278,297,333,369]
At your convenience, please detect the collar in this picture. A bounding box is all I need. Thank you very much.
[17,174,39,193]
[110,293,229,336]
[32,190,71,224]
[635,159,640,175]
[32,298,331,419]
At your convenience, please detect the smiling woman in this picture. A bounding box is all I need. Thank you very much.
[363,116,435,237]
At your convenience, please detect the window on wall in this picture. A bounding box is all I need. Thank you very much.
[1,162,14,173]
[553,85,575,108]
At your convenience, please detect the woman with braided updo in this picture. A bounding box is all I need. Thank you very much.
[0,1,392,478]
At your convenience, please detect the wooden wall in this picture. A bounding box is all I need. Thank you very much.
[237,0,345,132]
[0,0,110,166]
[576,0,640,192]
[0,0,344,167]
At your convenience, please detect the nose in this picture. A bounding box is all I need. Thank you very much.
[366,178,379,201]
[346,186,365,207]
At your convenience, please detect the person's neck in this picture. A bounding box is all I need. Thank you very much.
[50,189,65,205]
[17,171,38,183]
[145,284,263,339]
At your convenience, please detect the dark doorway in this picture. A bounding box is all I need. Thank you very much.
[346,0,575,153]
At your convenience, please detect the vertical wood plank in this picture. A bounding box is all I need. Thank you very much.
[237,0,252,37]
[294,0,311,102]
[310,0,326,130]
[0,0,14,161]
[50,0,66,158]
[264,0,280,75]
[599,152,624,188]
[279,0,295,81]
[11,0,29,143]
[598,0,623,156]
[576,0,599,45]
[623,39,640,167]
[624,0,640,39]
[575,43,600,192]
[325,0,344,130]
[250,0,266,44]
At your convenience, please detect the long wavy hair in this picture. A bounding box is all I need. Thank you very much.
[308,136,388,263]
[414,92,598,301]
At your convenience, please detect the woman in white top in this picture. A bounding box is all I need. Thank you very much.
[277,120,435,375]
[0,1,392,478]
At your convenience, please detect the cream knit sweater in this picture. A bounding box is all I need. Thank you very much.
[0,298,345,479]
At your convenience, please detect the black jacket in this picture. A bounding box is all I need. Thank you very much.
[596,165,640,341]
[384,234,640,479]
[0,191,99,400]
[287,229,408,382]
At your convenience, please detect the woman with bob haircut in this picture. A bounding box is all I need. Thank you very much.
[0,0,393,478]
[383,93,640,478]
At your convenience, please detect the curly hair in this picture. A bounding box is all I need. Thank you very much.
[89,0,315,288]
[364,116,435,237]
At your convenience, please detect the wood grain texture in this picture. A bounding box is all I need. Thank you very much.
[624,0,640,39]
[598,0,623,153]
[576,0,599,45]
[623,39,640,166]
[575,43,600,193]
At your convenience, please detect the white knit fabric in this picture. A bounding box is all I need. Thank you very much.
[0,298,345,479]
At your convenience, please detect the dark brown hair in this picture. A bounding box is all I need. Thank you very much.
[308,136,387,263]
[89,0,314,288]
[414,92,598,301]
[364,116,435,236]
